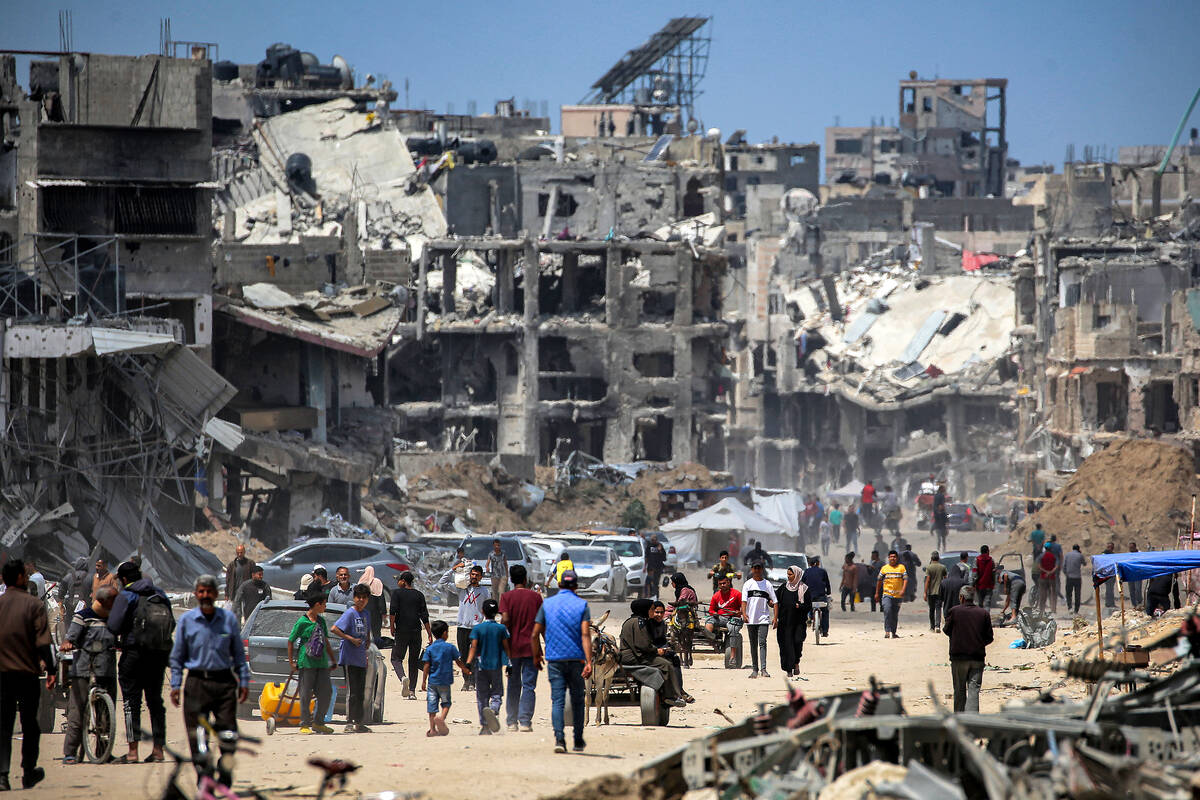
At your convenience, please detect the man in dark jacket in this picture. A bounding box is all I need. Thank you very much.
[224,544,256,604]
[643,535,667,599]
[801,557,832,637]
[0,560,55,790]
[1146,572,1181,616]
[943,585,993,712]
[107,561,172,763]
[234,565,272,624]
[742,540,773,568]
[62,585,118,763]
[940,569,968,620]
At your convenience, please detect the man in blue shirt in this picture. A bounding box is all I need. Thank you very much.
[467,598,510,735]
[168,574,249,786]
[332,584,372,734]
[531,570,593,754]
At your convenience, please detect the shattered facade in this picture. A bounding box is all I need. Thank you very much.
[0,52,232,584]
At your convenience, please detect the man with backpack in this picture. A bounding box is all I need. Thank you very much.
[107,560,174,764]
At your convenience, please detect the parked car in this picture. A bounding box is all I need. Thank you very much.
[456,535,537,592]
[946,503,986,531]
[240,599,386,723]
[521,538,561,586]
[260,538,415,594]
[589,535,647,595]
[765,552,810,586]
[558,545,629,600]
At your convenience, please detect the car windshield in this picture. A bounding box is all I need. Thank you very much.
[462,539,522,560]
[248,608,344,637]
[572,549,609,565]
[599,541,642,557]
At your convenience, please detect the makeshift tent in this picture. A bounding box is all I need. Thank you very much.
[827,480,865,504]
[661,497,791,564]
[753,489,804,536]
[1092,550,1200,583]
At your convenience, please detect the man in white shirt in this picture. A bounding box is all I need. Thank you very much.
[741,562,777,679]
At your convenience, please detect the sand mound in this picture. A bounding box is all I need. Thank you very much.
[1006,439,1199,555]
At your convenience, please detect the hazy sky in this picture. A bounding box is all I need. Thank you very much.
[4,0,1199,168]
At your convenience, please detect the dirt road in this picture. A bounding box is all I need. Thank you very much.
[32,524,1086,799]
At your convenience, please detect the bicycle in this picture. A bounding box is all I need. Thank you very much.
[809,599,828,646]
[158,716,265,800]
[59,650,118,763]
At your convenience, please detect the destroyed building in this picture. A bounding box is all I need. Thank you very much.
[826,75,1008,198]
[0,51,234,583]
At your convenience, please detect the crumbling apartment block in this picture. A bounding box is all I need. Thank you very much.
[0,52,234,583]
[388,237,729,476]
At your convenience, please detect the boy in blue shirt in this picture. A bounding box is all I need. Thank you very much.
[331,584,372,734]
[467,599,511,735]
[422,620,469,736]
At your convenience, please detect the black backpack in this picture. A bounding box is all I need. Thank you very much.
[132,592,176,651]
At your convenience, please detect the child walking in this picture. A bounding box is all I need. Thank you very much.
[466,599,511,735]
[422,620,470,736]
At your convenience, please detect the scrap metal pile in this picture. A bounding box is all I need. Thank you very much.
[628,616,1200,800]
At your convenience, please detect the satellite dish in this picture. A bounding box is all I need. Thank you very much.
[331,55,352,89]
[781,188,820,221]
[706,127,721,140]
[686,118,699,134]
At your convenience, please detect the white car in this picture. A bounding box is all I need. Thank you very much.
[765,552,810,585]
[561,546,629,600]
[589,535,647,595]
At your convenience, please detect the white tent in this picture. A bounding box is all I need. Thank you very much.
[752,489,804,536]
[827,480,865,504]
[661,497,792,564]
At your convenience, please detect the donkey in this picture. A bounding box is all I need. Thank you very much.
[585,610,621,725]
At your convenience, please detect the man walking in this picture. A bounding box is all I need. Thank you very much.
[900,545,922,603]
[108,560,173,764]
[389,571,431,700]
[943,586,993,712]
[742,561,777,677]
[843,505,860,556]
[801,556,831,638]
[875,551,908,639]
[224,544,256,607]
[1063,545,1084,615]
[1126,540,1143,608]
[0,560,54,790]
[860,480,876,528]
[1028,523,1046,561]
[234,565,272,624]
[932,484,949,553]
[644,535,667,599]
[488,539,509,598]
[1102,541,1117,609]
[923,552,948,632]
[941,562,968,620]
[457,565,489,691]
[169,575,250,786]
[828,503,843,544]
[866,551,883,612]
[499,564,541,732]
[1037,546,1059,614]
[531,570,593,754]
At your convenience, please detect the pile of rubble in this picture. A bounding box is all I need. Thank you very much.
[1011,438,1199,553]
[576,614,1200,800]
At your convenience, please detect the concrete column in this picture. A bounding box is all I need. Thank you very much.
[306,343,327,443]
[496,248,515,313]
[673,247,693,326]
[226,461,242,524]
[417,246,429,340]
[522,241,540,459]
[605,243,620,327]
[441,252,457,319]
[209,452,225,504]
[561,251,579,313]
[672,329,694,463]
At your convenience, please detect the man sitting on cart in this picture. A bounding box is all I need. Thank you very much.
[704,575,744,639]
[61,586,118,764]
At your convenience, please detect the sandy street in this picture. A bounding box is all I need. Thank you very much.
[32,525,1088,799]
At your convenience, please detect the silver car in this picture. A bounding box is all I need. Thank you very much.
[589,535,646,595]
[259,538,415,595]
[240,599,386,724]
[563,546,629,600]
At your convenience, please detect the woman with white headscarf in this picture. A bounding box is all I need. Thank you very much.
[774,566,811,678]
[357,567,387,641]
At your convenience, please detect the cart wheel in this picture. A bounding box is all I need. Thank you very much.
[724,631,743,670]
[265,716,276,736]
[83,689,116,764]
[639,685,660,726]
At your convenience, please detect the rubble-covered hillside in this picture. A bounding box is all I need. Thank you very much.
[1009,438,1199,554]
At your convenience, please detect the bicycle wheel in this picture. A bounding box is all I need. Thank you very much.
[83,688,116,763]
[811,616,821,646]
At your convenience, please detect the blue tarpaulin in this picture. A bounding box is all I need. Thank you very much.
[1092,550,1200,583]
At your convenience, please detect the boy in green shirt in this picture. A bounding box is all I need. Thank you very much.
[288,592,337,734]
